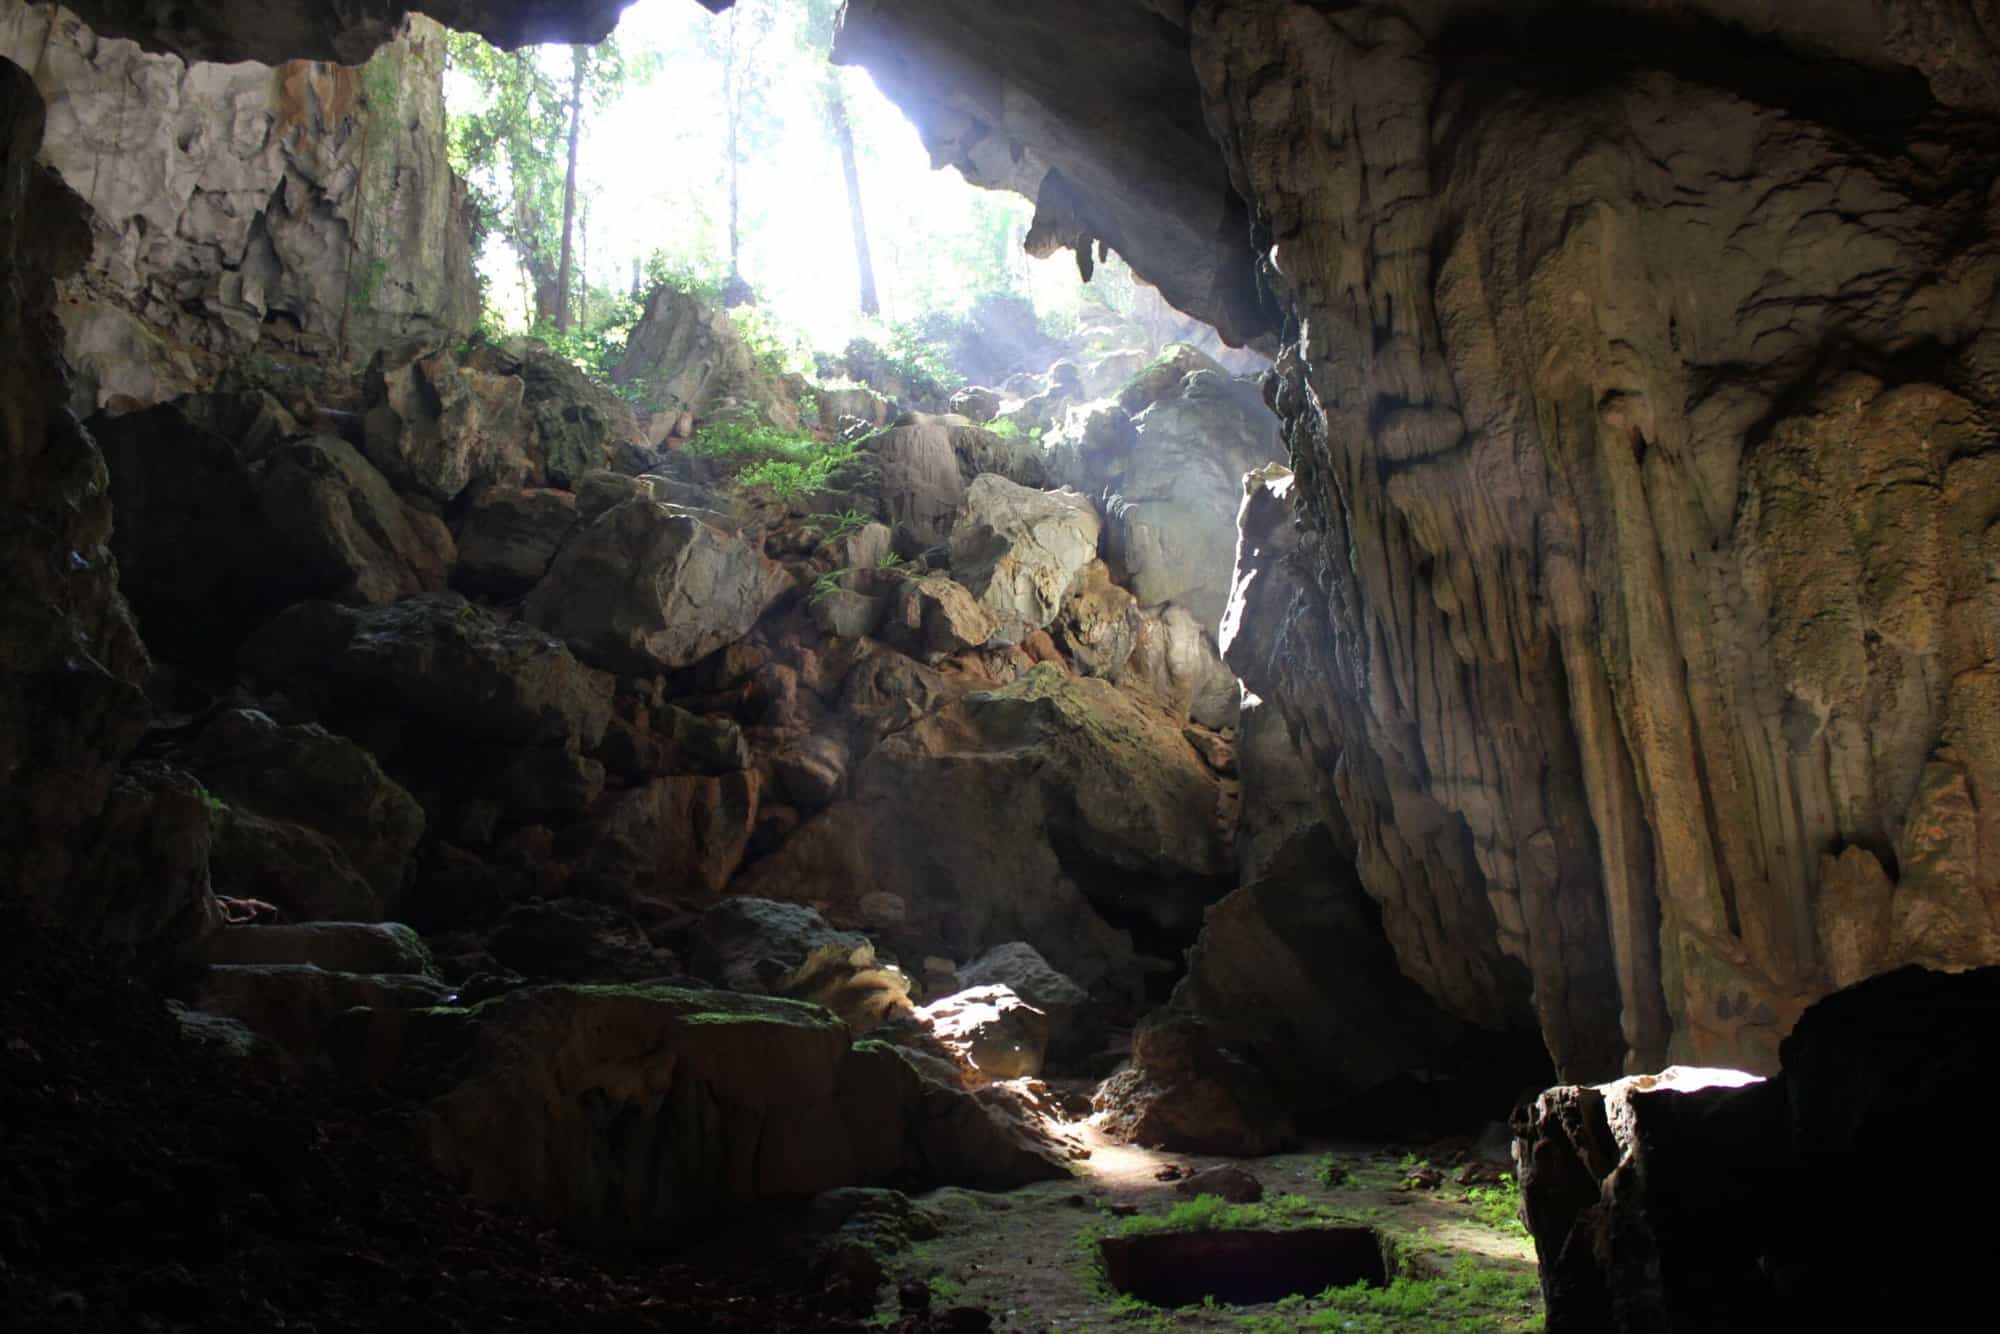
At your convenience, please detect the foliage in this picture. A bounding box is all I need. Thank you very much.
[809,569,851,606]
[1464,1176,1529,1238]
[687,422,857,500]
[805,510,874,542]
[1111,1193,1322,1238]
[1314,1154,1351,1187]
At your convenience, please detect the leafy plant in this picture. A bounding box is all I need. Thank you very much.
[1113,1192,1321,1238]
[809,568,851,605]
[1314,1155,1350,1187]
[805,509,873,541]
[1464,1176,1528,1238]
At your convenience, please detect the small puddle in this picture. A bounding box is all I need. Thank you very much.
[1098,1227,1388,1308]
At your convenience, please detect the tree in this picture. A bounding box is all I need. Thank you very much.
[803,0,877,317]
[555,44,588,332]
[448,32,655,331]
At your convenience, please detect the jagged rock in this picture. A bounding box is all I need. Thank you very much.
[453,488,579,596]
[610,285,799,433]
[259,436,455,606]
[811,587,889,640]
[335,984,1065,1239]
[817,383,892,433]
[1097,367,1281,633]
[505,342,651,484]
[194,962,450,1062]
[948,476,1101,645]
[0,10,475,385]
[1117,604,1239,729]
[1093,1013,1291,1156]
[201,921,436,976]
[362,345,532,501]
[572,772,761,897]
[1056,560,1143,677]
[1172,1166,1263,1204]
[207,806,380,922]
[955,942,1098,1061]
[524,499,791,674]
[574,469,650,523]
[948,386,1000,423]
[242,594,614,749]
[484,898,677,982]
[460,741,605,822]
[737,663,1231,998]
[825,520,895,572]
[178,707,425,906]
[916,985,1049,1081]
[690,897,912,1032]
[865,420,975,548]
[883,574,999,660]
[1517,966,2000,1331]
[67,763,223,972]
[774,735,850,810]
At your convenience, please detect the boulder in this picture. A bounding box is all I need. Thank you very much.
[482,341,650,485]
[242,595,614,749]
[484,898,678,982]
[193,963,451,1063]
[774,735,850,810]
[737,664,1232,999]
[573,772,761,897]
[207,806,381,922]
[201,921,436,976]
[1056,560,1144,677]
[1116,605,1240,729]
[1515,966,2000,1332]
[956,942,1097,1061]
[948,386,1001,423]
[915,985,1049,1081]
[948,476,1101,645]
[362,346,532,501]
[1093,1014,1293,1156]
[811,587,889,640]
[691,897,912,1032]
[67,764,223,973]
[453,488,579,596]
[258,436,455,606]
[340,984,1067,1237]
[882,575,999,660]
[865,420,974,547]
[610,285,799,432]
[1172,1166,1263,1204]
[178,708,425,905]
[525,499,791,674]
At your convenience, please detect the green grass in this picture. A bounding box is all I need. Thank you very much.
[1463,1176,1528,1238]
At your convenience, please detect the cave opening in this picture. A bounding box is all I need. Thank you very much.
[6,0,1997,1330]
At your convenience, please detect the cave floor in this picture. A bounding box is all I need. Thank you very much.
[877,1127,1544,1332]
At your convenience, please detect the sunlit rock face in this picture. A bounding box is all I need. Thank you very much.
[0,3,476,409]
[850,0,2000,1082]
[53,0,733,66]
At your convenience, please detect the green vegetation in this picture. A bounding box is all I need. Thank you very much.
[683,420,860,499]
[805,509,874,541]
[809,568,851,606]
[1464,1176,1528,1238]
[1112,1193,1324,1238]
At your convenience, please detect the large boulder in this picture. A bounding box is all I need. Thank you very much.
[1514,967,2000,1332]
[570,772,762,898]
[453,487,580,596]
[860,418,1045,547]
[177,708,425,907]
[339,985,1067,1238]
[956,942,1097,1061]
[201,921,436,976]
[610,285,798,434]
[947,476,1101,645]
[362,345,533,501]
[691,897,914,1032]
[259,436,455,606]
[736,663,1232,999]
[524,499,791,674]
[194,963,452,1063]
[242,594,614,749]
[881,574,999,660]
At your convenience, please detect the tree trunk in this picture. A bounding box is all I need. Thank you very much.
[724,19,741,290]
[554,45,586,334]
[827,84,879,318]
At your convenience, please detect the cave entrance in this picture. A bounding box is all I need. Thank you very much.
[1098,1227,1389,1308]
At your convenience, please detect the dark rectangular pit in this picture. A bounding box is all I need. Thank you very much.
[1098,1226,1388,1308]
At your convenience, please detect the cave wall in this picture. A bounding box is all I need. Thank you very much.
[844,0,2000,1079]
[2,3,476,409]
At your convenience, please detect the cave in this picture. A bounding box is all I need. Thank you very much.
[3,1,1998,1331]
